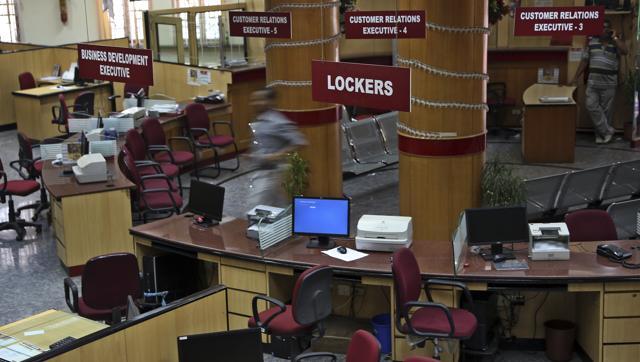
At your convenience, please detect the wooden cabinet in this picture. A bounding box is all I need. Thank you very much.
[603,283,640,361]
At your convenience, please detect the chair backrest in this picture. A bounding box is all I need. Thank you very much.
[601,160,640,202]
[121,146,141,185]
[344,118,387,163]
[392,248,422,312]
[53,94,70,134]
[18,72,36,90]
[141,117,167,146]
[555,165,611,211]
[524,173,566,219]
[185,103,210,132]
[81,253,142,310]
[74,91,95,115]
[291,265,333,326]
[125,129,148,162]
[124,83,149,97]
[17,132,34,162]
[375,111,399,154]
[346,330,380,362]
[565,209,618,242]
[487,82,506,105]
[606,199,640,240]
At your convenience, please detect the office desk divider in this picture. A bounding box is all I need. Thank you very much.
[68,118,99,133]
[103,117,134,134]
[452,211,468,275]
[256,214,293,250]
[89,140,118,157]
[40,143,67,160]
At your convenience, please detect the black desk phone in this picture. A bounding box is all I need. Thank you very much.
[597,244,632,261]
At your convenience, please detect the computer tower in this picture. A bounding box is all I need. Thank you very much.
[142,254,201,304]
[462,292,498,352]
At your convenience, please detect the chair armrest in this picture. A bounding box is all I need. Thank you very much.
[211,121,235,137]
[64,277,79,313]
[9,160,33,180]
[147,145,174,163]
[293,352,338,362]
[168,136,194,151]
[108,95,121,101]
[401,300,456,339]
[251,295,286,332]
[70,111,93,119]
[425,279,474,310]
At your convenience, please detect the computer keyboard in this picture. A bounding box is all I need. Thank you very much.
[49,336,76,350]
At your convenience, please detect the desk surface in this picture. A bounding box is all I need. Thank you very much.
[12,82,111,99]
[157,102,231,126]
[131,215,640,283]
[0,310,106,356]
[42,158,134,199]
[523,83,576,106]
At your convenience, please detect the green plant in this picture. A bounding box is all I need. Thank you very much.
[481,159,526,207]
[489,0,510,25]
[282,152,309,200]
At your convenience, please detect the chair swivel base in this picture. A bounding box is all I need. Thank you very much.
[17,200,50,222]
[0,220,42,241]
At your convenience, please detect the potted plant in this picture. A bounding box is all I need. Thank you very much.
[489,0,510,25]
[481,159,526,207]
[282,152,309,200]
[339,0,358,32]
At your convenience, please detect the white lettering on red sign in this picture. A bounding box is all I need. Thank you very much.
[326,75,393,96]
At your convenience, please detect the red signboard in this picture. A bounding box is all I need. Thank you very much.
[311,60,411,112]
[344,10,426,39]
[77,44,153,85]
[229,11,291,38]
[514,6,604,36]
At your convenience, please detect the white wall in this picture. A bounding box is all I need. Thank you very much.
[17,0,100,45]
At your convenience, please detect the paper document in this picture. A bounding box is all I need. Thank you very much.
[322,247,368,262]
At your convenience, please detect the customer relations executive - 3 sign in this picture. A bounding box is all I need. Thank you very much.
[311,60,411,112]
[77,44,153,85]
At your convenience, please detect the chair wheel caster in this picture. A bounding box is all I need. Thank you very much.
[16,231,25,241]
[35,225,42,233]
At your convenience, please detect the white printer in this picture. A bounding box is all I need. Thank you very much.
[355,215,412,252]
[529,222,570,261]
[72,153,107,184]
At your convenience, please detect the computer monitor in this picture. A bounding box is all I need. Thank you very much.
[465,206,529,255]
[187,180,225,226]
[177,328,263,362]
[292,196,350,249]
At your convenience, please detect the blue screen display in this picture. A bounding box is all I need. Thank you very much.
[293,198,349,236]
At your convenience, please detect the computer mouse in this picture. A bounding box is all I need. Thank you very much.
[337,246,347,254]
[493,254,507,263]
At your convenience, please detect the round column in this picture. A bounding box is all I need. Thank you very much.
[398,0,488,240]
[265,0,342,197]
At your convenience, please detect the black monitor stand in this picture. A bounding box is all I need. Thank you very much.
[306,236,335,249]
[480,242,515,261]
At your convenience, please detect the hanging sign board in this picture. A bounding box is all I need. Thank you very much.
[229,11,292,38]
[77,44,153,85]
[344,10,426,39]
[514,6,604,36]
[312,60,411,112]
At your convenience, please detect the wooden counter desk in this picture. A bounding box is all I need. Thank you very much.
[12,82,113,141]
[522,83,577,163]
[131,215,640,362]
[43,157,135,276]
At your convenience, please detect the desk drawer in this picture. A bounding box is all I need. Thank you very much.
[605,282,640,292]
[221,265,266,294]
[604,318,640,343]
[603,344,640,362]
[227,290,267,316]
[56,238,67,265]
[605,292,640,317]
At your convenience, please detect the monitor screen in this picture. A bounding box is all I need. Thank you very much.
[465,206,529,245]
[187,180,225,222]
[292,197,350,238]
[177,328,263,362]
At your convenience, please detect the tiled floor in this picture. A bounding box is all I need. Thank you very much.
[1,128,638,361]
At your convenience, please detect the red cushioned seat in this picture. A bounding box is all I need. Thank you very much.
[401,307,478,338]
[77,296,117,322]
[198,134,234,147]
[138,162,179,178]
[1,180,40,196]
[153,150,194,165]
[139,190,182,210]
[248,305,313,336]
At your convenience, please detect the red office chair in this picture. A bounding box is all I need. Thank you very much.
[124,129,182,193]
[10,133,49,221]
[141,117,195,190]
[120,147,182,223]
[185,103,239,179]
[565,209,618,242]
[124,83,149,97]
[51,94,92,136]
[0,158,42,241]
[64,253,142,324]
[248,265,333,358]
[73,91,95,115]
[18,72,36,90]
[392,248,477,360]
[293,329,380,362]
